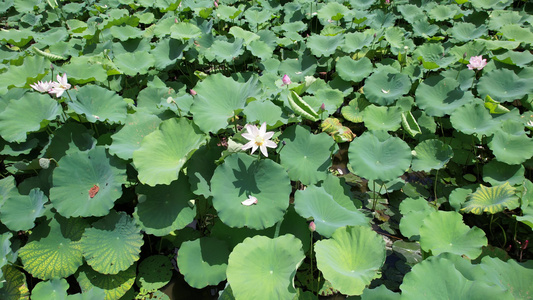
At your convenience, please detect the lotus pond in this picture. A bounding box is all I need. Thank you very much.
[0,0,532,299]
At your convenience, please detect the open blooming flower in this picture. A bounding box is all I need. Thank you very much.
[282,74,291,85]
[467,55,487,71]
[48,73,71,98]
[242,122,277,157]
[30,80,53,93]
[241,195,258,206]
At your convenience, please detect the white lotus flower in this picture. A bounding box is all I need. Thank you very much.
[242,122,277,157]
[241,195,258,206]
[30,80,53,93]
[49,73,71,98]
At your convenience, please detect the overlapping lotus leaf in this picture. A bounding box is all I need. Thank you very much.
[362,105,402,132]
[449,23,487,42]
[136,255,172,291]
[363,71,411,106]
[31,279,69,300]
[242,100,284,127]
[411,139,453,172]
[348,131,412,182]
[461,183,519,215]
[0,188,46,231]
[315,226,386,296]
[187,140,224,197]
[278,56,318,83]
[76,264,136,300]
[477,69,532,103]
[482,161,525,186]
[133,118,206,186]
[307,34,344,57]
[399,197,436,240]
[210,153,291,230]
[414,43,455,69]
[50,146,127,218]
[415,75,475,117]
[0,176,17,209]
[336,56,373,83]
[488,130,533,165]
[151,38,186,69]
[419,211,487,258]
[69,85,128,124]
[0,264,30,300]
[108,112,161,160]
[226,234,304,300]
[113,51,155,76]
[279,125,336,185]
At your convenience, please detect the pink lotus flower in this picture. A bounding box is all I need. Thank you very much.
[30,80,53,93]
[467,55,487,71]
[242,122,277,157]
[48,73,71,98]
[282,74,291,86]
[214,0,218,8]
[241,195,258,206]
[309,221,316,232]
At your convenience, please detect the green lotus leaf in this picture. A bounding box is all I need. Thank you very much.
[479,256,533,299]
[483,161,525,186]
[19,215,89,280]
[109,25,143,42]
[307,34,343,57]
[487,10,522,30]
[66,289,106,300]
[60,57,108,84]
[391,240,422,265]
[397,4,425,24]
[362,105,402,132]
[211,153,291,230]
[317,2,349,22]
[0,232,15,279]
[399,197,436,240]
[247,40,274,60]
[50,146,126,218]
[449,23,487,42]
[401,111,422,138]
[34,27,68,45]
[43,122,95,161]
[288,91,319,122]
[471,0,512,9]
[348,131,412,182]
[280,125,336,185]
[360,285,400,300]
[308,88,344,116]
[0,56,48,94]
[133,173,196,236]
[76,264,136,300]
[229,26,260,45]
[315,226,386,296]
[151,38,186,69]
[488,130,533,165]
[363,71,411,106]
[0,188,46,231]
[170,22,202,40]
[400,255,512,300]
[411,139,453,172]
[81,211,143,275]
[113,51,155,76]
[243,100,285,128]
[226,234,304,300]
[414,43,455,69]
[0,176,16,209]
[136,255,172,291]
[336,56,373,83]
[31,278,69,300]
[209,39,244,63]
[516,205,533,229]
[415,75,475,117]
[461,183,519,215]
[133,118,206,186]
[419,211,487,258]
[428,4,459,21]
[342,32,373,52]
[187,139,224,197]
[0,28,33,47]
[69,85,127,124]
[177,237,229,288]
[500,24,533,44]
[0,93,60,143]
[294,186,368,238]
[0,264,30,300]
[244,7,272,26]
[412,19,440,38]
[477,69,532,103]
[278,56,317,83]
[108,112,161,160]
[341,96,369,123]
[190,74,259,133]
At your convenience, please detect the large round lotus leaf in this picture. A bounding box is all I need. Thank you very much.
[413,43,456,69]
[317,2,349,22]
[336,56,373,83]
[132,118,206,186]
[19,215,89,280]
[411,139,453,172]
[360,285,400,300]
[136,255,172,291]
[187,139,224,197]
[31,278,68,300]
[477,69,532,103]
[81,211,143,275]
[294,186,368,238]
[113,52,155,76]
[342,96,369,123]
[190,74,259,133]
[419,211,487,259]
[479,256,533,299]
[399,197,436,240]
[500,24,533,43]
[109,25,143,41]
[342,32,373,52]
[177,237,229,288]
[363,71,411,106]
[400,255,512,300]
[226,234,304,300]
[210,220,274,250]
[108,112,161,160]
[450,102,499,136]
[279,125,336,185]
[209,39,244,63]
[483,160,524,186]
[348,131,412,182]
[210,153,291,230]
[0,188,46,231]
[415,75,475,117]
[488,130,533,165]
[449,23,487,42]
[76,264,136,300]
[461,183,519,215]
[133,173,196,236]
[362,105,402,132]
[0,93,60,143]
[319,173,362,209]
[69,85,127,124]
[307,34,344,57]
[50,146,127,218]
[315,226,386,296]
[242,100,285,127]
[0,264,30,300]
[44,122,96,161]
[151,38,186,69]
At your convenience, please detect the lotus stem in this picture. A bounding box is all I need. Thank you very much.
[273,219,282,238]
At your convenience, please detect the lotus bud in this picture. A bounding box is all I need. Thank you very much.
[190,89,197,96]
[522,240,529,250]
[214,0,218,7]
[282,74,291,85]
[309,221,316,232]
[319,103,326,112]
[39,158,51,169]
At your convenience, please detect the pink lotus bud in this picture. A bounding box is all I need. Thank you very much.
[309,221,316,232]
[214,0,218,7]
[282,74,291,85]
[319,103,326,111]
[175,18,178,23]
[522,240,529,250]
[190,89,197,96]
[385,0,390,4]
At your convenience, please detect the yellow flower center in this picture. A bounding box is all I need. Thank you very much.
[254,136,265,146]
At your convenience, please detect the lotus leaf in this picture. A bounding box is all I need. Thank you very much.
[461,183,519,215]
[31,278,69,300]
[307,35,344,57]
[69,85,128,124]
[113,52,155,76]
[315,226,386,296]
[415,75,475,117]
[488,130,533,165]
[363,71,411,106]
[108,112,161,160]
[136,255,172,291]
[362,105,402,132]
[482,161,525,186]
[478,256,533,299]
[411,139,453,172]
[76,264,136,300]
[0,188,46,231]
[226,234,304,300]
[399,197,436,240]
[0,264,30,300]
[477,69,532,103]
